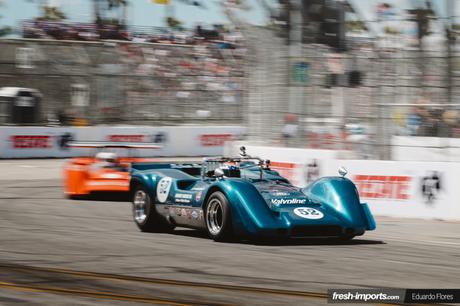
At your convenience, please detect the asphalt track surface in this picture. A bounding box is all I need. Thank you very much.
[0,159,459,306]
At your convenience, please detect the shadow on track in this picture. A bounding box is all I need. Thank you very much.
[171,229,385,246]
[67,192,130,202]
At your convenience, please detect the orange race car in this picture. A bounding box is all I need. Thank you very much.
[63,142,161,198]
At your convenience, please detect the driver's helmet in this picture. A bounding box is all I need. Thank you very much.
[95,152,119,165]
[219,164,241,178]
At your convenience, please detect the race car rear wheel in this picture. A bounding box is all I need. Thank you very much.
[132,185,174,233]
[205,191,233,242]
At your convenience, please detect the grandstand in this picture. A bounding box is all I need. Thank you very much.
[0,32,246,125]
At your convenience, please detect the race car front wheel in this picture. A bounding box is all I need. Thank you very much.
[132,185,174,233]
[205,191,233,242]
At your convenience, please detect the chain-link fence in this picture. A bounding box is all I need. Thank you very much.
[0,38,246,126]
[241,22,460,160]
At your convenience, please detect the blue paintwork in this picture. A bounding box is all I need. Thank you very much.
[130,162,376,238]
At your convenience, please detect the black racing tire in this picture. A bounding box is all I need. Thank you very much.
[205,191,233,242]
[132,184,174,233]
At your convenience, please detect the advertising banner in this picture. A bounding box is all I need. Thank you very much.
[0,126,245,158]
[0,127,92,158]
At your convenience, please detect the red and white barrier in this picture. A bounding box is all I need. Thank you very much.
[0,126,245,158]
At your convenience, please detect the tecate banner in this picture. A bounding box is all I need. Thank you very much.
[0,126,245,158]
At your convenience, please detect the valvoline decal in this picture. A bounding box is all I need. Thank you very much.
[271,198,307,205]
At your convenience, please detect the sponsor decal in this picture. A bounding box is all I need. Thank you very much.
[195,191,203,202]
[107,132,167,144]
[191,210,199,220]
[10,135,51,149]
[175,193,192,204]
[181,208,187,218]
[272,192,289,196]
[175,193,192,199]
[421,171,441,205]
[199,134,234,147]
[293,207,324,219]
[156,177,172,203]
[108,134,145,142]
[353,175,411,200]
[271,198,307,205]
[175,199,191,204]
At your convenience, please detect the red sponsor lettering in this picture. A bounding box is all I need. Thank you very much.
[108,135,145,142]
[199,134,234,147]
[353,175,412,200]
[10,135,51,149]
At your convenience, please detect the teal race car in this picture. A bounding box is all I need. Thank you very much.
[129,147,376,242]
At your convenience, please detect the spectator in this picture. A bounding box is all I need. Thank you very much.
[57,109,72,126]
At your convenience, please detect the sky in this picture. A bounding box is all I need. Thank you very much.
[0,0,458,32]
[0,0,269,30]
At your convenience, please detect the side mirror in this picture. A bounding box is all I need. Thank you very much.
[338,166,348,177]
[214,168,225,178]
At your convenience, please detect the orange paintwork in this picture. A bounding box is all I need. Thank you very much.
[63,157,156,196]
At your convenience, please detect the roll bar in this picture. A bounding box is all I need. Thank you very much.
[201,146,270,180]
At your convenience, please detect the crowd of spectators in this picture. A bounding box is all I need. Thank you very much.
[404,96,460,138]
[22,20,240,47]
[118,28,246,122]
[14,20,248,124]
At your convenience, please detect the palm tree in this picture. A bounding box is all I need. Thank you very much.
[26,0,66,21]
[166,16,182,30]
[37,5,67,21]
[407,2,436,89]
[108,0,128,27]
[93,0,128,28]
[346,20,368,33]
[0,1,11,36]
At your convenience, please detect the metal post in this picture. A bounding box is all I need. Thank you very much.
[288,0,302,146]
[446,0,454,105]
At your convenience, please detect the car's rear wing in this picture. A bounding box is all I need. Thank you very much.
[68,141,162,149]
